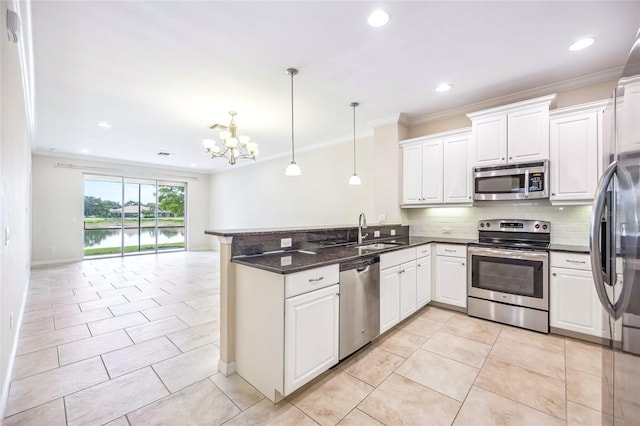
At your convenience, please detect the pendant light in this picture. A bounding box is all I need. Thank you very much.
[285,68,301,176]
[349,102,361,185]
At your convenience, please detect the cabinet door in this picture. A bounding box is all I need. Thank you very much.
[421,139,444,203]
[402,144,423,204]
[399,260,417,320]
[435,256,467,308]
[472,115,507,166]
[550,267,603,337]
[507,106,549,163]
[380,266,401,333]
[443,133,471,203]
[550,111,598,202]
[416,255,432,308]
[284,284,339,395]
[618,81,640,154]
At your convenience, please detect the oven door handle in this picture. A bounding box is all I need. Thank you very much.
[468,246,548,262]
[589,161,618,318]
[524,170,529,198]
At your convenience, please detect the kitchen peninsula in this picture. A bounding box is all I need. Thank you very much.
[205,224,470,401]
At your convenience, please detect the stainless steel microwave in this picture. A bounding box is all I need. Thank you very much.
[473,160,549,201]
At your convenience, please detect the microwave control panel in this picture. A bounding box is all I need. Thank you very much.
[528,173,544,192]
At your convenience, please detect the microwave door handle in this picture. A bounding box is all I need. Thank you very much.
[590,161,617,318]
[524,170,529,198]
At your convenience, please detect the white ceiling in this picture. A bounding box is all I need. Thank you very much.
[29,1,640,173]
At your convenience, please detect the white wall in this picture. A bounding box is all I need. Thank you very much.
[1,0,33,416]
[404,204,592,246]
[208,138,375,231]
[31,155,212,265]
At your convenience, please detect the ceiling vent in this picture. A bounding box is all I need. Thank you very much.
[6,9,19,43]
[157,151,173,157]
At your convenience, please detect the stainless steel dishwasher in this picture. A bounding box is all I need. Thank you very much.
[339,255,380,360]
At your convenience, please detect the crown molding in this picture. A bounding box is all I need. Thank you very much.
[466,94,557,119]
[367,113,410,129]
[409,66,623,125]
[550,99,609,116]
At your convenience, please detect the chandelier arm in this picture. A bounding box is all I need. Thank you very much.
[291,71,295,162]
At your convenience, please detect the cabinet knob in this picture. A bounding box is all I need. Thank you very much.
[461,262,465,266]
[552,273,557,276]
[501,157,505,160]
[509,157,513,160]
[552,193,556,196]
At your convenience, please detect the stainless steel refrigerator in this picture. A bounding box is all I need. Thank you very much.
[590,30,640,425]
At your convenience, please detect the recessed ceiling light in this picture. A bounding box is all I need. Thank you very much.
[157,151,173,157]
[436,83,452,93]
[98,122,111,128]
[368,10,390,27]
[189,163,197,168]
[81,148,90,154]
[569,38,595,51]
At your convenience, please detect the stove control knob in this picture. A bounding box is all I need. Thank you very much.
[535,224,540,229]
[542,224,548,230]
[486,222,491,228]
[480,223,485,228]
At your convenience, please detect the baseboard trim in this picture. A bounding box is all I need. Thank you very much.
[0,271,30,419]
[31,257,83,267]
[218,360,236,376]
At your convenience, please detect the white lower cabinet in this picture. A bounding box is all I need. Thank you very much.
[550,252,604,338]
[399,261,417,320]
[379,245,430,333]
[416,254,432,308]
[434,244,467,308]
[234,264,339,402]
[380,265,401,333]
[284,284,339,395]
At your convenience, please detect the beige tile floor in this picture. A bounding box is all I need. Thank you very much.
[3,251,605,425]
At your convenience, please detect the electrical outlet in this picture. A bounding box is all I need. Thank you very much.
[50,246,56,253]
[280,256,292,266]
[390,229,396,236]
[280,238,292,248]
[378,214,386,223]
[374,230,380,238]
[442,227,452,235]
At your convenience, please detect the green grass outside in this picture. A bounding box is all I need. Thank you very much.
[84,217,185,229]
[84,242,185,256]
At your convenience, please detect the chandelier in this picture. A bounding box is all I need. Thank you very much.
[202,111,258,165]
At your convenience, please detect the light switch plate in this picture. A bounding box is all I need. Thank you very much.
[390,229,396,236]
[374,230,380,238]
[280,256,292,266]
[442,227,452,235]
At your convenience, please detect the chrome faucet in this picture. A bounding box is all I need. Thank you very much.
[358,212,368,244]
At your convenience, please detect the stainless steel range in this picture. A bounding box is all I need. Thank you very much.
[467,219,550,333]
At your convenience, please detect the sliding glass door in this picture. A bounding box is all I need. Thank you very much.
[83,175,186,257]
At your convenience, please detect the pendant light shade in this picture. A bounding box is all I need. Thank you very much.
[349,102,361,185]
[285,68,301,176]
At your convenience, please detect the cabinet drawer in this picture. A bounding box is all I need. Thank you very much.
[285,264,339,298]
[435,244,466,258]
[381,248,416,269]
[550,252,591,271]
[415,244,431,258]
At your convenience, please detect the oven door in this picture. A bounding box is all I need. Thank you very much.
[468,246,549,311]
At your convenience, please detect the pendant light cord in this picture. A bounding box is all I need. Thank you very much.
[290,71,295,163]
[352,104,356,174]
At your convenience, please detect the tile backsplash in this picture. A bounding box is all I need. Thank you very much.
[403,203,592,246]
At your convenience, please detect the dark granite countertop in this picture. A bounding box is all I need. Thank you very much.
[549,244,591,254]
[205,225,358,237]
[232,236,473,274]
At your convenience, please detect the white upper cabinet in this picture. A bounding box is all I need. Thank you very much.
[468,94,555,167]
[618,79,640,154]
[422,139,444,203]
[549,103,604,203]
[402,144,423,204]
[401,128,471,206]
[471,114,507,167]
[443,133,472,203]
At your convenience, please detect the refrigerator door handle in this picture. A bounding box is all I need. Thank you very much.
[590,161,618,318]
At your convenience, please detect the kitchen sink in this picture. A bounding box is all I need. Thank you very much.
[357,243,400,250]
